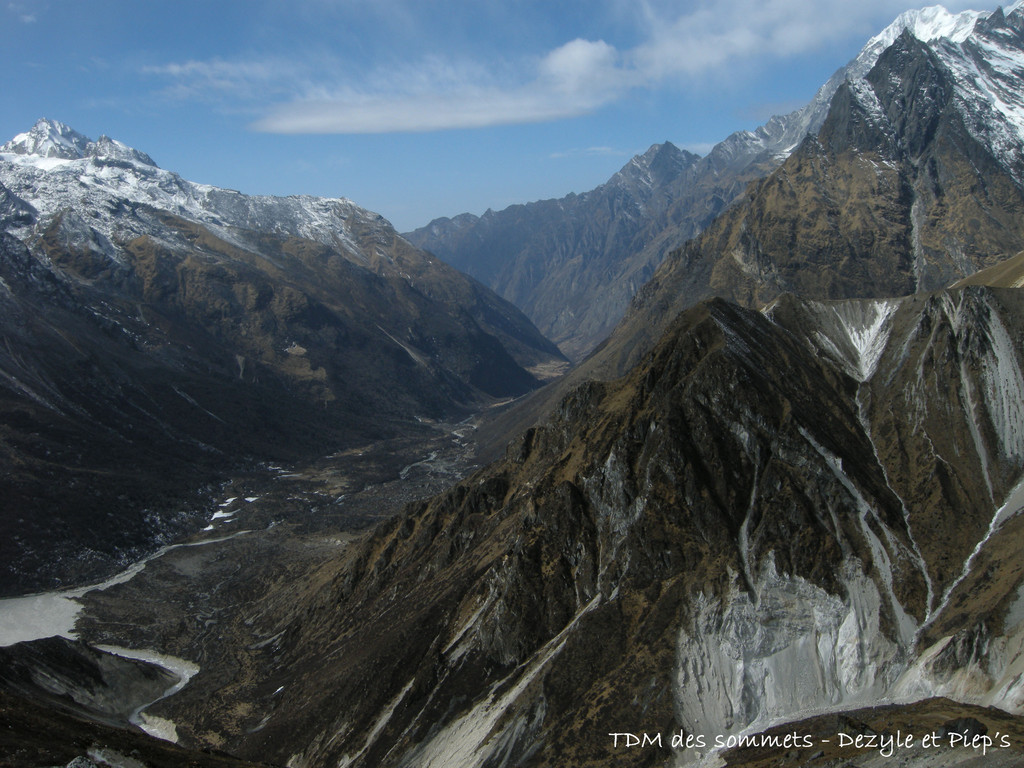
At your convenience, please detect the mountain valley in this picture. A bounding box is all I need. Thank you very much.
[5,2,1024,768]
[0,121,564,595]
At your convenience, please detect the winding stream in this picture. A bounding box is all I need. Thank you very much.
[0,530,249,743]
[96,644,200,742]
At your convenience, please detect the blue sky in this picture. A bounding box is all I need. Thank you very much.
[1,0,986,231]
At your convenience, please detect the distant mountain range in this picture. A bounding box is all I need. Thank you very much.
[601,1,1024,379]
[408,1,1024,363]
[0,119,565,593]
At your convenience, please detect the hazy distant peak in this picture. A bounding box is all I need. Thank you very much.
[610,141,700,192]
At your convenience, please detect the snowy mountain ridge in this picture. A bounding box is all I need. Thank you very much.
[867,3,989,52]
[0,115,567,595]
[847,2,1024,186]
[1,117,157,167]
[721,2,1023,170]
[0,118,382,268]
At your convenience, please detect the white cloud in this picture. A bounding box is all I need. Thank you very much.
[144,59,306,102]
[7,1,38,22]
[255,88,595,133]
[540,39,626,96]
[252,39,633,134]
[144,0,995,134]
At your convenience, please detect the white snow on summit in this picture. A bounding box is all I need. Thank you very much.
[1,118,91,160]
[868,4,987,51]
[939,15,1024,182]
[0,118,381,263]
[0,118,157,166]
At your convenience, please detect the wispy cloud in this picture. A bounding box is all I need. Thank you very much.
[247,38,634,133]
[7,1,38,22]
[143,58,307,103]
[143,0,985,134]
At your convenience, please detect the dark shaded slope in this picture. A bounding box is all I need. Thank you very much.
[0,197,546,593]
[149,285,1024,768]
[148,295,936,767]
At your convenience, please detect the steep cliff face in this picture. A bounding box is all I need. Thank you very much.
[138,285,1024,768]
[240,13,1024,763]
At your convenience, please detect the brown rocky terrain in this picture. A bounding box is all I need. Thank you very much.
[5,6,1024,768]
[598,22,1024,382]
[58,284,1024,768]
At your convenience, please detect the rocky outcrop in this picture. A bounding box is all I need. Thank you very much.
[0,637,176,728]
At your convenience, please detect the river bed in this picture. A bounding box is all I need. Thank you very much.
[0,530,250,648]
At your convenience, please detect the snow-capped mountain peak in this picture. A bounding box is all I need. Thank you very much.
[722,3,1021,174]
[0,118,157,168]
[0,119,401,275]
[868,4,987,51]
[841,2,1024,186]
[2,118,91,160]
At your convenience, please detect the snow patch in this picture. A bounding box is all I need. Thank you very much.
[800,427,918,645]
[929,475,1024,628]
[398,596,601,768]
[830,300,898,382]
[336,679,416,768]
[978,311,1024,459]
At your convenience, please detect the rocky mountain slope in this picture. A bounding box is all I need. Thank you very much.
[598,3,1024,379]
[406,143,704,360]
[408,2,1024,364]
[0,120,564,594]
[114,283,1024,768]
[116,6,1024,766]
[5,4,1024,768]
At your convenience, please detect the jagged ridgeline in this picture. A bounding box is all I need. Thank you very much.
[4,1,1024,767]
[412,3,1024,369]
[0,120,565,594]
[182,286,1024,767]
[603,3,1024,378]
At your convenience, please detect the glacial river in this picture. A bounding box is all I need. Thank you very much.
[0,530,250,647]
[0,530,248,742]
